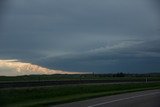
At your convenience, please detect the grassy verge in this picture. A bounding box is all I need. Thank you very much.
[0,82,160,107]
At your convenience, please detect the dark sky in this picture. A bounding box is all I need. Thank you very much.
[0,0,160,74]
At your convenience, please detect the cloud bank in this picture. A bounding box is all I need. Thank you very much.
[0,0,160,75]
[0,59,81,76]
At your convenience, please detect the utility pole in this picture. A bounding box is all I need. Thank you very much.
[146,77,148,83]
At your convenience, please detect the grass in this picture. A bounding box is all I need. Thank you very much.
[0,74,160,82]
[0,82,160,107]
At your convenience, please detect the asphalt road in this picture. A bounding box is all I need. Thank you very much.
[52,89,160,107]
[1,80,154,89]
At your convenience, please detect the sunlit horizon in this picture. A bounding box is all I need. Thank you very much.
[0,59,82,76]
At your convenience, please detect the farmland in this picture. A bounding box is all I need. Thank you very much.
[0,74,160,107]
[1,73,160,82]
[0,82,160,107]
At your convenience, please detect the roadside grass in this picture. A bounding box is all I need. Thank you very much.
[0,82,160,107]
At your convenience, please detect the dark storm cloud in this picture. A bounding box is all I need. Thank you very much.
[36,39,160,73]
[0,0,160,73]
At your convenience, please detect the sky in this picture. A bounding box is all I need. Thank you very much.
[0,0,160,76]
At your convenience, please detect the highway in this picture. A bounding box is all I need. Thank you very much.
[52,89,160,107]
[1,80,156,89]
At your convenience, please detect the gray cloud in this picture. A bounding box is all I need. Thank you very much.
[0,0,160,74]
[36,39,160,73]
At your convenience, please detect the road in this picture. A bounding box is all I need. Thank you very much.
[52,89,160,107]
[1,80,157,88]
[0,80,141,88]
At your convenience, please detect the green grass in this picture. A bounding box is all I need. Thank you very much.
[0,74,160,82]
[1,82,160,107]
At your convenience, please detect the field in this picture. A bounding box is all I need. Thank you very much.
[0,74,160,107]
[1,74,160,82]
[0,82,160,107]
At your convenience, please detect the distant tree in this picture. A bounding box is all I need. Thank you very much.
[115,72,125,77]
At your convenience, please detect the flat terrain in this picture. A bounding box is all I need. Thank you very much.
[1,80,159,89]
[0,75,160,107]
[1,75,160,88]
[1,82,160,107]
[52,89,160,107]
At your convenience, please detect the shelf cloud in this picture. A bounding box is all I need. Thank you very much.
[0,59,81,76]
[0,0,160,75]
